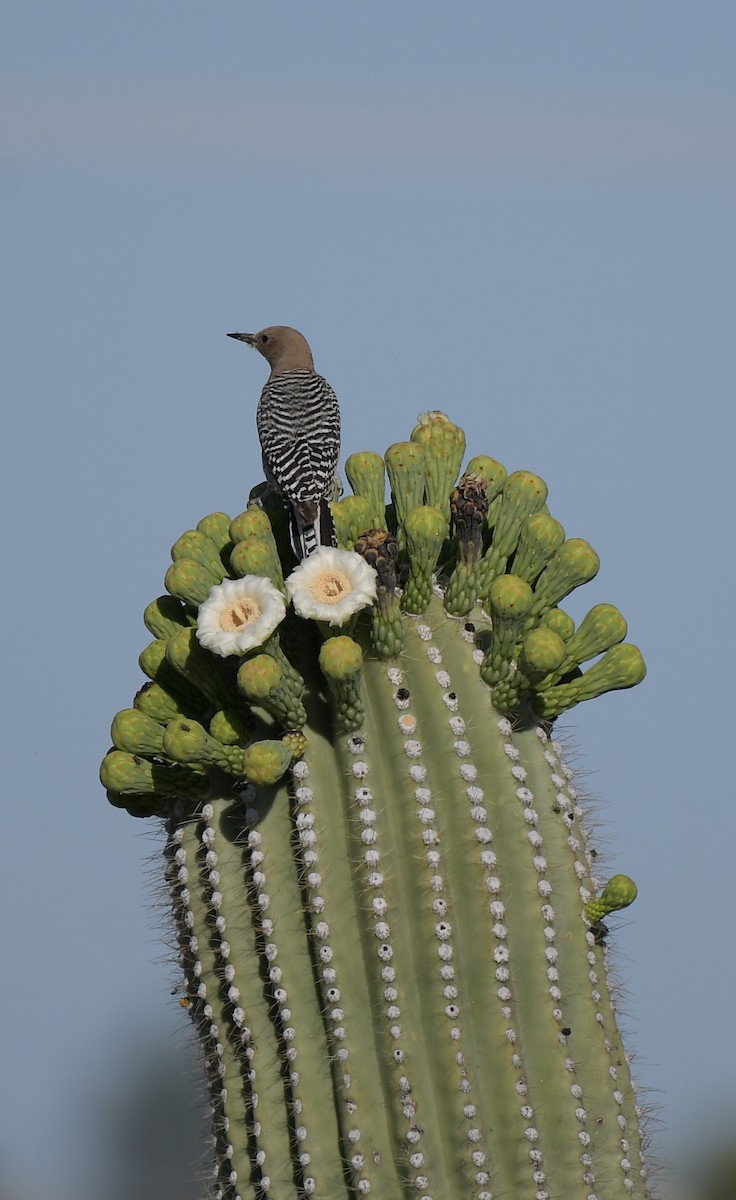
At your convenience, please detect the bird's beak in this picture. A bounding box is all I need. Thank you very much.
[227,332,256,345]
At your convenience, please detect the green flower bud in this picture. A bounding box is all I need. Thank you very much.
[401,505,448,614]
[196,512,234,563]
[319,636,365,732]
[478,471,548,596]
[143,595,193,640]
[241,739,293,786]
[330,496,373,551]
[345,451,387,531]
[539,607,575,641]
[554,603,628,677]
[480,574,534,689]
[163,717,245,774]
[208,707,251,746]
[528,539,601,620]
[100,749,210,800]
[518,628,567,688]
[385,441,427,538]
[410,411,466,523]
[511,513,566,585]
[237,654,307,729]
[230,536,285,591]
[170,530,226,585]
[230,506,275,544]
[164,558,216,608]
[585,875,638,924]
[165,627,238,708]
[134,681,202,724]
[534,644,647,719]
[111,709,166,757]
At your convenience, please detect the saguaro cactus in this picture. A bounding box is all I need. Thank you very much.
[101,410,650,1199]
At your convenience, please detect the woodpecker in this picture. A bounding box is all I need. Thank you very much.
[227,325,341,559]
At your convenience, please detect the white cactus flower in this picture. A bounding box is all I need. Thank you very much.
[286,548,377,627]
[196,576,286,657]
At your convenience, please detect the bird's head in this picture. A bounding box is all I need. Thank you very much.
[227,325,315,374]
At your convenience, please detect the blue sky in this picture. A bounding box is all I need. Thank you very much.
[2,3,735,1195]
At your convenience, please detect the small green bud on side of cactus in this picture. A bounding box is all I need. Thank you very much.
[330,495,373,551]
[143,594,193,640]
[319,635,365,731]
[384,440,426,538]
[110,708,167,757]
[170,529,227,585]
[345,451,387,531]
[401,504,448,613]
[237,653,307,729]
[240,738,292,785]
[585,874,639,924]
[410,410,466,522]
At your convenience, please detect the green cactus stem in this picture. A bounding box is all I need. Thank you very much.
[102,409,651,1199]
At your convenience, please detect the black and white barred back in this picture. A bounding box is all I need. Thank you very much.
[256,369,341,559]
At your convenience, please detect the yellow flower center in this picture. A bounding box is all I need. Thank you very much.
[311,570,352,605]
[220,597,262,631]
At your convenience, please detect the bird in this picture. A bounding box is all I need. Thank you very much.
[227,325,341,559]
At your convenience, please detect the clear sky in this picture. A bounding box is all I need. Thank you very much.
[2,3,735,1196]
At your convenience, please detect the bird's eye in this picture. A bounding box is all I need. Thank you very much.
[260,335,269,344]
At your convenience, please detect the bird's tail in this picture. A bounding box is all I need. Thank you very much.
[291,498,336,560]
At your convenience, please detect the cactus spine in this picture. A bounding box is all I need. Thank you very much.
[101,410,650,1199]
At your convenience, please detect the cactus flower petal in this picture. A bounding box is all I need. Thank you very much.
[195,575,286,657]
[285,547,377,626]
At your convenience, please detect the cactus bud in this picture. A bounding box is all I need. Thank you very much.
[345,451,387,531]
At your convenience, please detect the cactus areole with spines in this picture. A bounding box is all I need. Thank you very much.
[101,409,650,1199]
